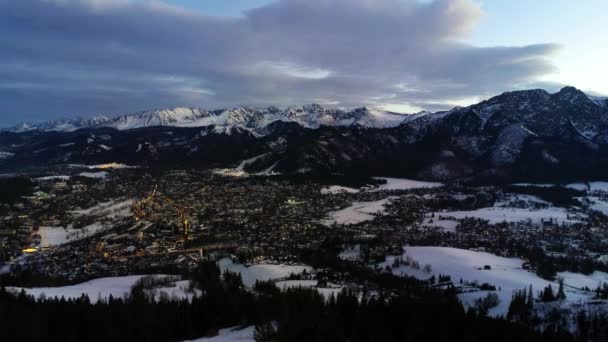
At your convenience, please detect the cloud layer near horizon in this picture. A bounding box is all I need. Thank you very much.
[0,0,559,125]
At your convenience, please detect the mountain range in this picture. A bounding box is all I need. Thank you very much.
[2,105,416,136]
[1,86,608,182]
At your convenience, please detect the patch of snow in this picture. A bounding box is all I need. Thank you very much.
[8,275,196,303]
[558,271,608,290]
[420,215,459,232]
[320,185,360,195]
[372,177,442,192]
[78,171,109,179]
[35,175,71,181]
[437,205,582,225]
[183,326,255,342]
[235,153,270,172]
[381,247,590,317]
[567,182,608,193]
[38,223,107,247]
[323,197,397,226]
[0,151,15,159]
[71,199,133,218]
[218,259,312,288]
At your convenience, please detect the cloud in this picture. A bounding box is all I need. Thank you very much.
[0,0,559,124]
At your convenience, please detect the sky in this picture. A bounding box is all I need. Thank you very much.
[0,0,606,126]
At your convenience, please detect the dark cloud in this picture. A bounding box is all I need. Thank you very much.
[0,0,559,125]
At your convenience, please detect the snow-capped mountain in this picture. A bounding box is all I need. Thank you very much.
[4,116,110,133]
[2,105,411,135]
[3,86,608,182]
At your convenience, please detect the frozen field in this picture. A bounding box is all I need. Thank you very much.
[38,223,107,247]
[8,275,197,303]
[78,171,109,179]
[323,197,396,226]
[218,258,312,287]
[320,185,360,194]
[184,326,254,342]
[436,205,581,225]
[380,247,593,316]
[71,199,134,218]
[372,177,442,192]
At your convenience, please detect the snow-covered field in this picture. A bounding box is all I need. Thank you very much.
[557,271,608,290]
[184,326,254,342]
[78,171,109,179]
[372,177,442,192]
[435,196,581,225]
[35,175,71,181]
[71,199,133,218]
[0,151,15,159]
[218,259,312,287]
[419,216,459,232]
[8,275,197,303]
[581,197,608,215]
[380,247,593,316]
[323,197,396,226]
[321,177,441,195]
[38,223,107,247]
[320,185,360,195]
[567,182,608,192]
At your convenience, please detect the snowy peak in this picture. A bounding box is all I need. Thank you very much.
[3,87,605,138]
[102,108,213,130]
[3,116,111,133]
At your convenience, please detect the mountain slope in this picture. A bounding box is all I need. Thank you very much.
[3,106,410,135]
[2,86,608,182]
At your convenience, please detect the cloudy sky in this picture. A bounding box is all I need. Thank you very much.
[0,0,606,126]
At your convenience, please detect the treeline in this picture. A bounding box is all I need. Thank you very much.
[0,261,571,342]
[506,185,584,207]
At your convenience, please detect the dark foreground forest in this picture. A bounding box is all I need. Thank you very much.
[0,260,576,342]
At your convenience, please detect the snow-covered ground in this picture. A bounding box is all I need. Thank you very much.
[235,153,270,172]
[35,175,71,181]
[218,258,312,287]
[435,199,581,225]
[71,199,133,218]
[78,171,109,179]
[419,215,459,232]
[567,182,608,192]
[37,223,107,247]
[380,247,592,317]
[323,197,396,226]
[8,275,141,301]
[320,185,360,195]
[578,196,608,215]
[0,151,15,159]
[372,177,442,192]
[8,275,197,303]
[557,271,608,290]
[183,326,254,342]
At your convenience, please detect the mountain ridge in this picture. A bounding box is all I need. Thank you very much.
[2,86,608,182]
